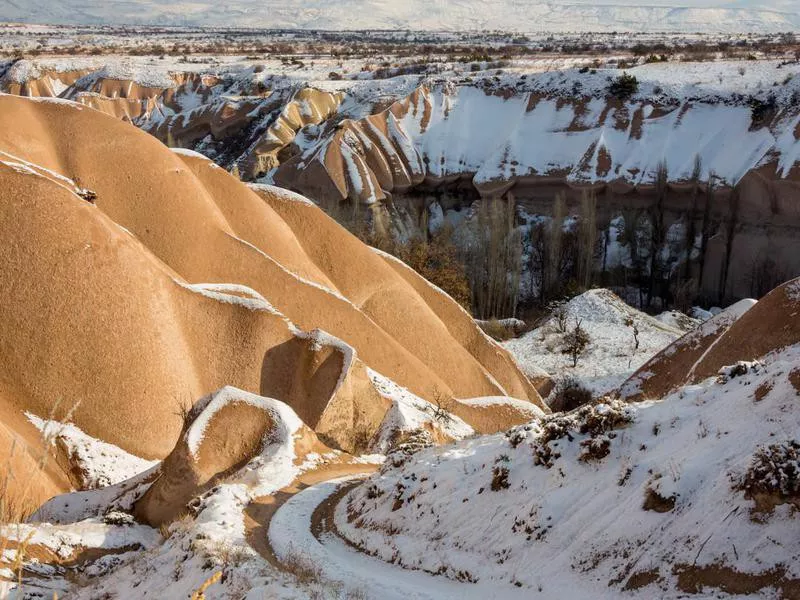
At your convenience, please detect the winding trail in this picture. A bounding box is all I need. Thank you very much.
[243,462,376,568]
[258,473,533,599]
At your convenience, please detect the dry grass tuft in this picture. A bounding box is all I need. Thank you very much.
[0,398,80,595]
[190,571,222,600]
[480,318,516,341]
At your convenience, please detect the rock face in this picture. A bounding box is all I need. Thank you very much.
[0,94,543,508]
[134,386,317,527]
[4,59,800,303]
[621,277,800,401]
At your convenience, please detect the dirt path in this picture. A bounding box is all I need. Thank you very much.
[310,478,364,544]
[264,476,535,600]
[243,461,376,568]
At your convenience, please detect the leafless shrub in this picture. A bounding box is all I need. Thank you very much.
[549,300,569,333]
[562,318,591,367]
[578,435,611,462]
[549,376,593,412]
[491,466,510,491]
[624,316,640,353]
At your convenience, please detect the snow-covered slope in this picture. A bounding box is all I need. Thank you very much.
[5,0,800,32]
[503,289,694,399]
[337,342,800,598]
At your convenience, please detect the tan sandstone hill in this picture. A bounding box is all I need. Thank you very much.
[620,277,800,401]
[0,93,542,510]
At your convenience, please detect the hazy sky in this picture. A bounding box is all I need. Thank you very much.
[5,0,799,32]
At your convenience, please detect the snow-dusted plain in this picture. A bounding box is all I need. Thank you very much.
[5,0,800,32]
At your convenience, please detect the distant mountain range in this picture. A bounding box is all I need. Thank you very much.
[2,0,799,32]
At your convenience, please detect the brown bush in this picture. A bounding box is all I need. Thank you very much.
[549,376,592,412]
[741,441,800,512]
[491,465,510,491]
[480,318,515,341]
[365,227,471,310]
[643,487,676,512]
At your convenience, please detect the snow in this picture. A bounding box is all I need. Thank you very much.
[391,74,800,187]
[0,149,82,198]
[690,306,714,321]
[46,389,332,599]
[247,182,316,206]
[10,1,800,33]
[684,298,759,379]
[269,476,533,600]
[8,54,800,194]
[171,147,213,160]
[504,289,688,398]
[1,519,160,560]
[619,297,756,399]
[227,233,352,305]
[185,386,302,465]
[294,329,356,400]
[26,414,157,490]
[337,343,800,598]
[76,60,176,89]
[178,281,282,314]
[368,368,474,451]
[654,310,701,332]
[458,396,546,419]
[788,278,800,301]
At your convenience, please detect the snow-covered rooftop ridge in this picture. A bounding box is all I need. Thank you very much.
[185,386,303,459]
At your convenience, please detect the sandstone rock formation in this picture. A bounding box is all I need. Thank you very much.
[620,277,799,401]
[0,93,542,510]
[4,60,800,303]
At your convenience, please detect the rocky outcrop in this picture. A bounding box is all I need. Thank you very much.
[0,94,542,508]
[134,387,316,527]
[621,277,800,401]
[5,60,800,303]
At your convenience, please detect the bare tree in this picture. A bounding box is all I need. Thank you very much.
[563,318,591,367]
[468,196,522,319]
[550,300,569,333]
[546,192,567,300]
[624,316,640,353]
[647,160,668,309]
[682,155,702,286]
[577,189,598,290]
[528,220,547,303]
[697,170,716,293]
[748,254,789,298]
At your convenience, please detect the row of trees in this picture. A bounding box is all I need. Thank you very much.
[324,157,789,320]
